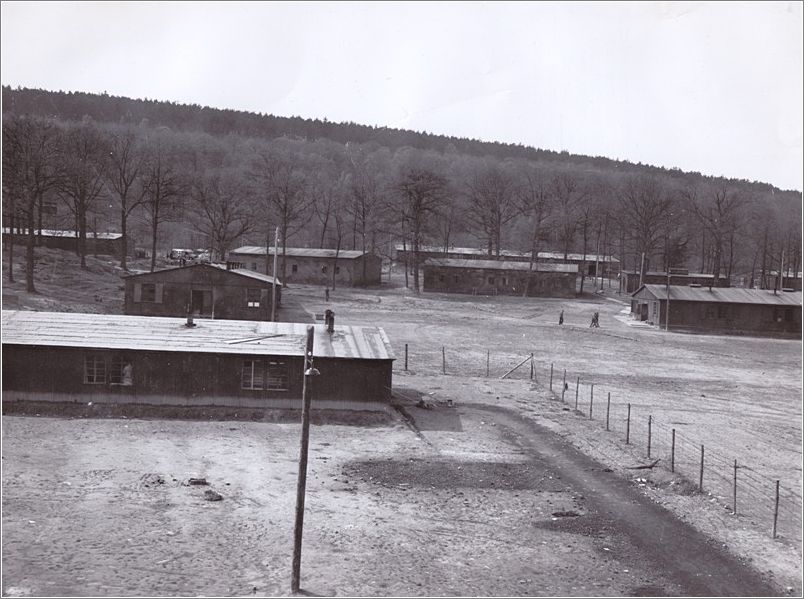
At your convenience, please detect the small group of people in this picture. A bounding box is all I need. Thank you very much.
[557,310,601,327]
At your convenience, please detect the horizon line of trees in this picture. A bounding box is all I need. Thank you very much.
[3,110,801,296]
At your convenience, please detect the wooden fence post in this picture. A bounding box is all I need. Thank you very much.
[625,403,631,444]
[550,363,554,392]
[671,429,675,472]
[562,369,567,401]
[575,377,580,410]
[529,354,534,380]
[647,415,652,458]
[733,460,737,515]
[589,384,594,420]
[699,445,705,491]
[772,480,780,539]
[404,344,408,372]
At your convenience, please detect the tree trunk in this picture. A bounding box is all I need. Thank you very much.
[120,208,128,271]
[150,214,159,272]
[79,209,87,268]
[26,208,36,293]
[7,211,15,283]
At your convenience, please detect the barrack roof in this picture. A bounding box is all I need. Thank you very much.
[231,246,370,259]
[633,284,802,306]
[424,258,578,273]
[1,310,394,361]
[2,227,122,240]
[122,263,282,286]
[395,244,618,263]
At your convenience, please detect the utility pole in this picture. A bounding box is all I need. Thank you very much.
[291,326,318,594]
[665,269,671,331]
[271,226,280,321]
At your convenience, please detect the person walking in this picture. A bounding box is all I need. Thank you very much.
[559,310,564,325]
[325,287,330,302]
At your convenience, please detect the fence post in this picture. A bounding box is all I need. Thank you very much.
[671,429,675,473]
[626,403,631,444]
[575,377,580,410]
[699,445,705,491]
[772,480,780,539]
[530,354,534,380]
[562,369,567,401]
[589,384,594,420]
[442,346,446,374]
[733,460,737,515]
[486,350,490,378]
[550,363,554,392]
[647,415,652,458]
[605,392,610,431]
[404,343,408,371]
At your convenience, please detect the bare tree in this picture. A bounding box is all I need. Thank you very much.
[2,115,61,291]
[142,140,186,272]
[617,175,676,280]
[465,164,521,257]
[345,146,386,281]
[685,184,743,286]
[551,172,586,260]
[190,171,255,262]
[394,166,449,292]
[250,150,311,283]
[518,168,553,270]
[106,128,146,270]
[56,123,111,268]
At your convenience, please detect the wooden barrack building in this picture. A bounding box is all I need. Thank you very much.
[2,310,395,411]
[422,258,578,297]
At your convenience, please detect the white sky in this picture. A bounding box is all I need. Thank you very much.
[2,1,802,191]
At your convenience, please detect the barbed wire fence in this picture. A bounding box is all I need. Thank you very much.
[391,344,803,543]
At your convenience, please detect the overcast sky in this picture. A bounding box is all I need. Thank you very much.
[2,1,802,191]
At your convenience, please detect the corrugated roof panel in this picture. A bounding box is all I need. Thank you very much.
[122,263,282,286]
[395,244,619,263]
[230,246,368,259]
[634,284,802,306]
[1,311,395,361]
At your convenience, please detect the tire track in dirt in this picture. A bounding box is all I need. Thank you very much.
[460,403,781,597]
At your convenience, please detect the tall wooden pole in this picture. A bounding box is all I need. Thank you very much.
[291,326,316,593]
[271,226,280,322]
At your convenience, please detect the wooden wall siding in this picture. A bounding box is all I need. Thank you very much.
[228,254,382,287]
[124,268,279,320]
[2,346,393,403]
[1,231,132,256]
[422,265,576,298]
[630,299,802,336]
[397,249,619,276]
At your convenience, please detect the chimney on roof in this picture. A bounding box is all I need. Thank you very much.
[185,305,196,328]
[324,309,335,334]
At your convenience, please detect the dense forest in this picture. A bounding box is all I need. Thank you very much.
[2,85,801,294]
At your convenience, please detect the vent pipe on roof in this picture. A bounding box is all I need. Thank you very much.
[185,305,196,328]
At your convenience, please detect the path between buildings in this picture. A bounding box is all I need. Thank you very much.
[409,402,781,597]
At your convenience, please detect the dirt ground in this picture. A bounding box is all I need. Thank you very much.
[2,253,802,596]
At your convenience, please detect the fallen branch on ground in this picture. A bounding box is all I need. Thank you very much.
[625,459,661,470]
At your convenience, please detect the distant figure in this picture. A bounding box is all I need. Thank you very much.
[180,257,186,267]
[559,310,564,325]
[122,361,133,386]
[325,287,330,302]
[590,312,600,328]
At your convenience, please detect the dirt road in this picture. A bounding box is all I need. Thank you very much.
[425,402,780,597]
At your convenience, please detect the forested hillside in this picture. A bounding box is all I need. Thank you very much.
[3,85,801,294]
